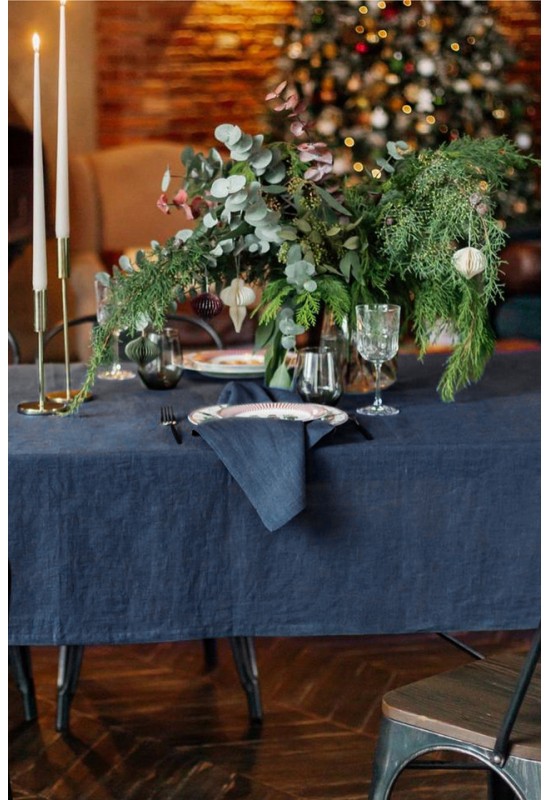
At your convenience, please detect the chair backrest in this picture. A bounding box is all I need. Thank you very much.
[69,141,190,259]
[165,314,223,350]
[8,330,21,364]
[492,624,540,766]
[41,313,223,363]
[42,314,97,361]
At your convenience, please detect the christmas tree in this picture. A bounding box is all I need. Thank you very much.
[271,0,539,226]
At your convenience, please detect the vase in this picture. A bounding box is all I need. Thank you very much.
[133,328,183,390]
[319,313,397,394]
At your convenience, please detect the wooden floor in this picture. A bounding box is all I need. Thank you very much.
[9,631,531,800]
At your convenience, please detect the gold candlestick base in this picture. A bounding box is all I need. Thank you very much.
[19,290,68,416]
[46,388,93,403]
[17,399,63,415]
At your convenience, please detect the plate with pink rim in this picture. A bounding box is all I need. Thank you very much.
[188,402,349,426]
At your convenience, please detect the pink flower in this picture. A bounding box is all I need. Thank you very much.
[288,100,308,118]
[157,193,170,215]
[297,142,333,165]
[173,189,195,221]
[304,162,333,182]
[290,119,311,137]
[273,93,300,113]
[265,80,287,101]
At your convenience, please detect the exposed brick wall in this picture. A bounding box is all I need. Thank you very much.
[489,0,541,152]
[97,1,540,151]
[97,1,295,148]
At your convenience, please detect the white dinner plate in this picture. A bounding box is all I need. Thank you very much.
[188,402,349,426]
[184,349,265,379]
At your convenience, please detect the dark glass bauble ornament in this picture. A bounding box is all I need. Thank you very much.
[191,292,223,320]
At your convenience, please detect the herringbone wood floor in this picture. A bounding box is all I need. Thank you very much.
[9,631,531,800]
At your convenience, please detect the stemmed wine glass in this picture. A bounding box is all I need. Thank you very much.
[94,278,135,380]
[355,304,400,416]
[294,347,343,406]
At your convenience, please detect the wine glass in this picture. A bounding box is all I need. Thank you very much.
[94,278,136,380]
[294,347,342,406]
[355,304,400,416]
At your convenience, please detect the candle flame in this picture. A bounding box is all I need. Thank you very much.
[32,33,40,52]
[60,0,67,6]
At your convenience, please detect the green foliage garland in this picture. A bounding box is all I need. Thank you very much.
[69,86,536,411]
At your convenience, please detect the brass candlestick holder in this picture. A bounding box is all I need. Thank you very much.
[46,237,92,404]
[17,290,61,415]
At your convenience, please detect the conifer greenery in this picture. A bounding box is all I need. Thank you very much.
[70,85,535,411]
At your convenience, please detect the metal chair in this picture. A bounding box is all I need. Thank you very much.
[369,626,540,800]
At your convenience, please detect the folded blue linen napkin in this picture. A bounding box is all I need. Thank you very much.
[194,381,334,531]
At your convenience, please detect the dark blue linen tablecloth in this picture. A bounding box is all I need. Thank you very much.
[8,351,540,645]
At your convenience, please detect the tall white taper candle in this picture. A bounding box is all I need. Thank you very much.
[32,33,48,292]
[56,0,70,238]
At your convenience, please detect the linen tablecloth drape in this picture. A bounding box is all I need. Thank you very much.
[8,351,540,645]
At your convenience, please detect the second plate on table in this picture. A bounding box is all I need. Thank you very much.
[183,349,265,379]
[188,402,349,426]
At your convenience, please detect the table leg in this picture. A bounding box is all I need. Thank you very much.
[229,636,263,723]
[202,638,218,670]
[8,645,37,721]
[56,645,84,733]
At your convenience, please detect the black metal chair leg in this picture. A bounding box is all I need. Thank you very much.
[56,645,84,733]
[8,645,37,721]
[229,636,263,723]
[202,638,218,671]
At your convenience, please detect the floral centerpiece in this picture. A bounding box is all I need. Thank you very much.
[72,82,535,410]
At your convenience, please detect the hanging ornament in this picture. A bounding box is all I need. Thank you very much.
[452,247,487,279]
[191,291,223,320]
[124,333,160,366]
[220,278,256,333]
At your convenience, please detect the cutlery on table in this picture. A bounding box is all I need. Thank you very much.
[160,405,183,444]
[348,413,373,440]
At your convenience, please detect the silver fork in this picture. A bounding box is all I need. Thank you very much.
[160,405,183,444]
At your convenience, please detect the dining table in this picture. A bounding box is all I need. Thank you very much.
[8,349,540,650]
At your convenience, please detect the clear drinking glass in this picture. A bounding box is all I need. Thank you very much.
[137,328,183,390]
[355,304,400,416]
[94,278,136,380]
[294,346,343,406]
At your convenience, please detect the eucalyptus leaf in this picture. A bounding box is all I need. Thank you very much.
[269,362,293,388]
[312,184,352,216]
[263,184,287,194]
[294,218,312,234]
[386,141,403,160]
[376,158,395,173]
[339,251,360,282]
[210,178,229,199]
[161,167,171,192]
[203,213,218,229]
[287,244,303,264]
[255,320,276,350]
